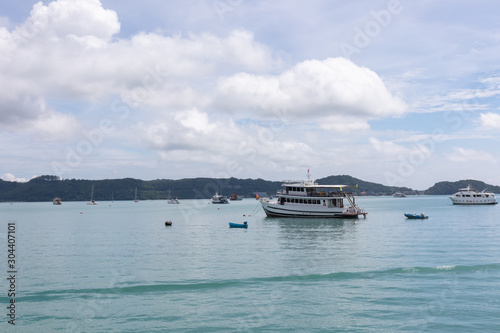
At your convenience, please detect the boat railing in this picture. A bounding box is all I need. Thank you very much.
[280,191,354,197]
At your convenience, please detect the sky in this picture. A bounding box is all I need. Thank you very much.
[1,0,499,190]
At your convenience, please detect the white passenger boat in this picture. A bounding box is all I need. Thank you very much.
[211,192,229,204]
[449,185,498,205]
[260,173,367,218]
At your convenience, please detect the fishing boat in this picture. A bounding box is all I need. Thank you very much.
[87,184,98,205]
[449,185,498,205]
[229,222,248,228]
[404,213,429,219]
[230,193,243,201]
[53,197,62,205]
[212,192,229,204]
[259,171,367,218]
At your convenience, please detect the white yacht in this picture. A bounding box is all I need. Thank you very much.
[167,189,180,204]
[393,192,406,198]
[260,173,367,218]
[211,192,229,204]
[449,185,497,205]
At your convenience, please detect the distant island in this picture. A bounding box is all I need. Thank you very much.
[0,175,498,202]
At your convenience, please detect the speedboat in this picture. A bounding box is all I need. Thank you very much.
[259,171,367,218]
[449,185,497,205]
[229,222,248,228]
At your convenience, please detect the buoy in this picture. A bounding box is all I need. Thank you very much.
[243,214,246,216]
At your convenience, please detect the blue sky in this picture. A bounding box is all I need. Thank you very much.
[1,0,499,190]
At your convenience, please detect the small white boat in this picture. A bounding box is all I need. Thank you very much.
[168,198,180,204]
[393,192,406,198]
[167,189,180,204]
[211,192,229,204]
[53,197,62,205]
[449,185,497,205]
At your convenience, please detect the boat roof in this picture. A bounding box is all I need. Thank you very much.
[281,180,355,189]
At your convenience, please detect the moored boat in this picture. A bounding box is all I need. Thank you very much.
[212,192,229,204]
[229,222,248,228]
[167,189,180,204]
[393,192,406,197]
[87,184,98,205]
[449,185,498,205]
[53,197,62,205]
[230,193,243,201]
[404,213,429,219]
[259,171,367,218]
[134,187,140,202]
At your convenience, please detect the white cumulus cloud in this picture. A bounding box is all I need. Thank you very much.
[216,57,407,118]
[480,112,500,129]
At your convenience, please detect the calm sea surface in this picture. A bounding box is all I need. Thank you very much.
[1,196,499,332]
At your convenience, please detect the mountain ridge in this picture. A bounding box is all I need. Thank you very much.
[0,175,498,202]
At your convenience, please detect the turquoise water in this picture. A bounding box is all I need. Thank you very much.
[1,196,499,332]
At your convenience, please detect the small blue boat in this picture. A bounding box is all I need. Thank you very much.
[229,221,248,228]
[404,213,429,219]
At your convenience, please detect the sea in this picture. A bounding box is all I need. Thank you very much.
[1,195,499,332]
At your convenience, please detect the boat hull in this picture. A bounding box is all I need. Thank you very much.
[450,198,497,205]
[261,201,363,218]
[404,213,428,219]
[229,222,247,228]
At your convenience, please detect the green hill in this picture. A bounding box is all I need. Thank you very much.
[2,175,497,202]
[316,175,414,196]
[424,179,500,195]
[0,174,414,202]
[0,175,281,202]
